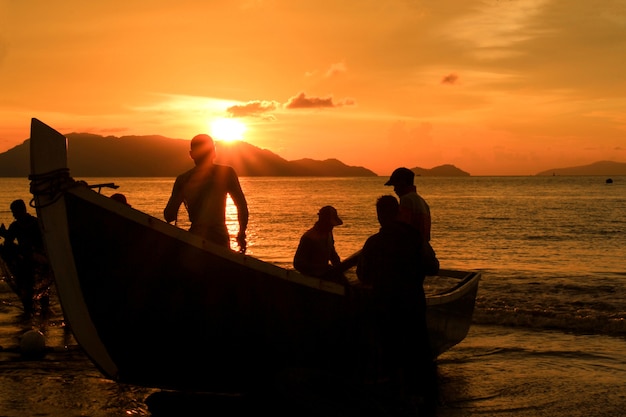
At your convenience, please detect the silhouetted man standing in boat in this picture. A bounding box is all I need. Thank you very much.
[164,134,249,253]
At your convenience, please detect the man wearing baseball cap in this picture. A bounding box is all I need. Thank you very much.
[382,168,437,412]
[385,167,431,241]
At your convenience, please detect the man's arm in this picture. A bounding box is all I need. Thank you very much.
[356,238,376,284]
[329,233,341,266]
[164,178,184,223]
[227,169,249,253]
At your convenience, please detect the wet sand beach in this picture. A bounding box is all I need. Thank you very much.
[2,279,626,417]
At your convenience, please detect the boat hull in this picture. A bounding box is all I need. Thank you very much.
[60,190,358,391]
[29,118,480,392]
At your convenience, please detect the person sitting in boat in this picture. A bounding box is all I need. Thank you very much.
[356,195,438,413]
[164,134,249,253]
[293,205,343,278]
[0,199,52,317]
[110,193,131,207]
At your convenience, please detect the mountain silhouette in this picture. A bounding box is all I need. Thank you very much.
[535,161,626,176]
[411,164,470,177]
[0,133,376,177]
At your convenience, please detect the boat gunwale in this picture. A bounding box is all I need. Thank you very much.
[65,183,348,296]
[426,271,481,306]
[63,182,481,300]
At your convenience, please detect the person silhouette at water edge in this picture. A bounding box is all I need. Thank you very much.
[0,199,52,318]
[293,205,344,280]
[164,134,249,253]
[357,195,439,416]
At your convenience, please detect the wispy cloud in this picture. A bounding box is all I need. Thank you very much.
[285,92,356,109]
[325,61,348,78]
[226,100,280,119]
[448,0,551,52]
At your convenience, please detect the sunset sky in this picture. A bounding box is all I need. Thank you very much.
[1,0,625,176]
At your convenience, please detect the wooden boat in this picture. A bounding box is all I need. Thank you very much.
[28,118,480,393]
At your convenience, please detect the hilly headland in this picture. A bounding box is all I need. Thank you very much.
[0,132,470,177]
[535,160,626,176]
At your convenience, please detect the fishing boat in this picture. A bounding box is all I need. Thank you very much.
[28,118,480,393]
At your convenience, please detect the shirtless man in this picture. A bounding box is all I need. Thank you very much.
[164,134,249,253]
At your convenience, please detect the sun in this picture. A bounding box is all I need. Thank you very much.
[210,118,246,142]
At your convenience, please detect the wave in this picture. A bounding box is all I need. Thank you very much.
[472,303,626,338]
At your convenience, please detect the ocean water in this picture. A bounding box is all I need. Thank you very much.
[1,175,625,416]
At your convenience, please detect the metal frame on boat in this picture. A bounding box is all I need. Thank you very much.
[29,118,480,392]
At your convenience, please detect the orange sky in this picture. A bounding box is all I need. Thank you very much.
[1,0,625,176]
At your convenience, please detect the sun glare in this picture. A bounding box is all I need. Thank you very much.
[210,118,246,142]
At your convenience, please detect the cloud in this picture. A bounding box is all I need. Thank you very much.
[304,61,348,78]
[225,92,357,121]
[226,100,280,119]
[441,73,459,85]
[325,61,347,77]
[285,92,356,109]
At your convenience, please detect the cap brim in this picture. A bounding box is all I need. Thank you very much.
[384,180,394,186]
[329,216,343,226]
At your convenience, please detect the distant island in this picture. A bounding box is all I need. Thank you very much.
[0,132,472,177]
[535,161,626,176]
[411,164,470,177]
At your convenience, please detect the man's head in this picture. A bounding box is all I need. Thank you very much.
[317,206,343,228]
[189,134,216,165]
[384,167,415,196]
[375,195,399,226]
[9,199,27,219]
[110,193,130,206]
[384,167,414,187]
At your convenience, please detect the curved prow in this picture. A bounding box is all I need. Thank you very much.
[30,118,68,175]
[29,118,119,380]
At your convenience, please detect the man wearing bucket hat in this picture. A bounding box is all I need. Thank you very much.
[293,205,343,277]
[385,167,431,242]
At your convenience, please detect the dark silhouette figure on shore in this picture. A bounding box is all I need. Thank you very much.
[293,206,343,278]
[0,199,52,317]
[164,134,249,253]
[356,195,439,415]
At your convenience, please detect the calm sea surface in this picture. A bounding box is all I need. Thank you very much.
[1,175,625,416]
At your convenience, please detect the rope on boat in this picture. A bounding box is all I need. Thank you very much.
[28,168,83,209]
